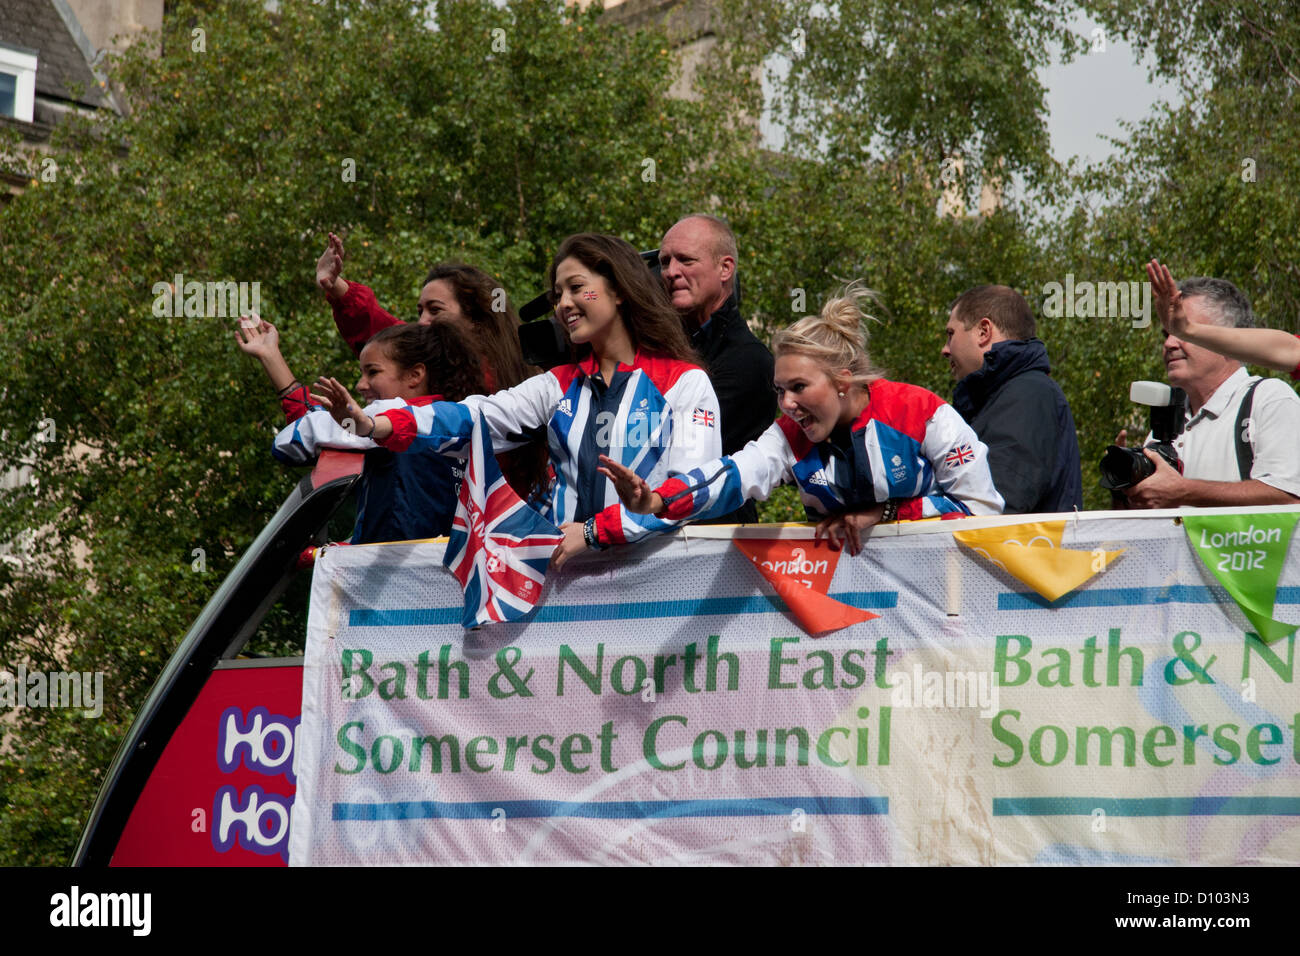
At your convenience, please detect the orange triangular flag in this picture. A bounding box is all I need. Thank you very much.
[952,520,1124,602]
[731,539,879,636]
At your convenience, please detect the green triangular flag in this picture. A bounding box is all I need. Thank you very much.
[1183,513,1300,644]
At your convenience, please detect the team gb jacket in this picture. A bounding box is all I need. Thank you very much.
[374,351,723,546]
[654,379,1004,524]
[271,393,461,544]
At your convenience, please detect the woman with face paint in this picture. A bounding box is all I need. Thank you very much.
[599,283,1005,555]
[311,233,723,568]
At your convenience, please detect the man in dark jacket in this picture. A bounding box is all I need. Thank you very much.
[943,285,1082,514]
[659,215,777,523]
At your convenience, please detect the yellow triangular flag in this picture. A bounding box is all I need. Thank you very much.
[952,520,1124,602]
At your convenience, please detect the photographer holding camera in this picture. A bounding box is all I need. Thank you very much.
[1118,274,1300,510]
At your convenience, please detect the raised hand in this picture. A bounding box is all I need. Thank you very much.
[233,312,280,360]
[597,454,662,514]
[1145,258,1186,337]
[312,376,372,436]
[316,232,347,298]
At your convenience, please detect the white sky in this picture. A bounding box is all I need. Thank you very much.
[1040,11,1181,166]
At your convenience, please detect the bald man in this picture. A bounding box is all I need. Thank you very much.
[659,215,776,524]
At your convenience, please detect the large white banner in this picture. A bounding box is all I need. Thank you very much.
[290,510,1300,865]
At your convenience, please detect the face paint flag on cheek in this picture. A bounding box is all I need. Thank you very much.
[582,291,598,301]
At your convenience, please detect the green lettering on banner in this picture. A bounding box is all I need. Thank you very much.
[1242,634,1295,682]
[768,638,800,689]
[994,636,1031,686]
[1246,723,1283,765]
[643,715,687,770]
[340,649,374,699]
[1183,512,1300,643]
[335,720,366,773]
[1143,725,1176,766]
[372,735,403,773]
[992,710,1023,766]
[412,733,460,773]
[466,736,498,773]
[1212,724,1241,765]
[560,733,592,773]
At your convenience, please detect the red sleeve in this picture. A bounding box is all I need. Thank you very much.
[280,384,314,423]
[332,281,404,357]
[894,498,964,521]
[593,504,625,546]
[895,498,923,521]
[654,477,694,521]
[374,408,418,453]
[1292,335,1300,381]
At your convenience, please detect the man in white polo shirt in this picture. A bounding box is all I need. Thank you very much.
[1125,277,1300,509]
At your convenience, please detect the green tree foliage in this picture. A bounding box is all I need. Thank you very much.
[0,0,747,866]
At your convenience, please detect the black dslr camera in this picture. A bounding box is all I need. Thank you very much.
[1099,381,1186,491]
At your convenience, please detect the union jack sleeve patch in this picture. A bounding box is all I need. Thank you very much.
[945,443,974,467]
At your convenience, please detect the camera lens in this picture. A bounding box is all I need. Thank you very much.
[1099,445,1154,491]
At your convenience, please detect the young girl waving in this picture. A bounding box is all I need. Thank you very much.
[235,316,485,544]
[600,285,1005,555]
[311,233,723,568]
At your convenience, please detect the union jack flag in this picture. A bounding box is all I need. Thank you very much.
[443,410,564,627]
[945,443,974,467]
[692,407,715,428]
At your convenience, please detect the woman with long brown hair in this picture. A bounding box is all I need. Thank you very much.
[315,233,542,495]
[312,233,723,567]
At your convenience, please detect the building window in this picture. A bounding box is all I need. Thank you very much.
[0,45,38,123]
[0,72,15,116]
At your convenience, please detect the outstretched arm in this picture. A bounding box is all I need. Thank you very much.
[604,444,882,555]
[1147,259,1300,375]
[234,314,296,392]
[1124,449,1300,508]
[235,314,314,421]
[312,376,388,440]
[317,232,405,356]
[598,455,664,514]
[316,232,349,303]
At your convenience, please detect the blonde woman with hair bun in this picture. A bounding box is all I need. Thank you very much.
[600,283,1004,554]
